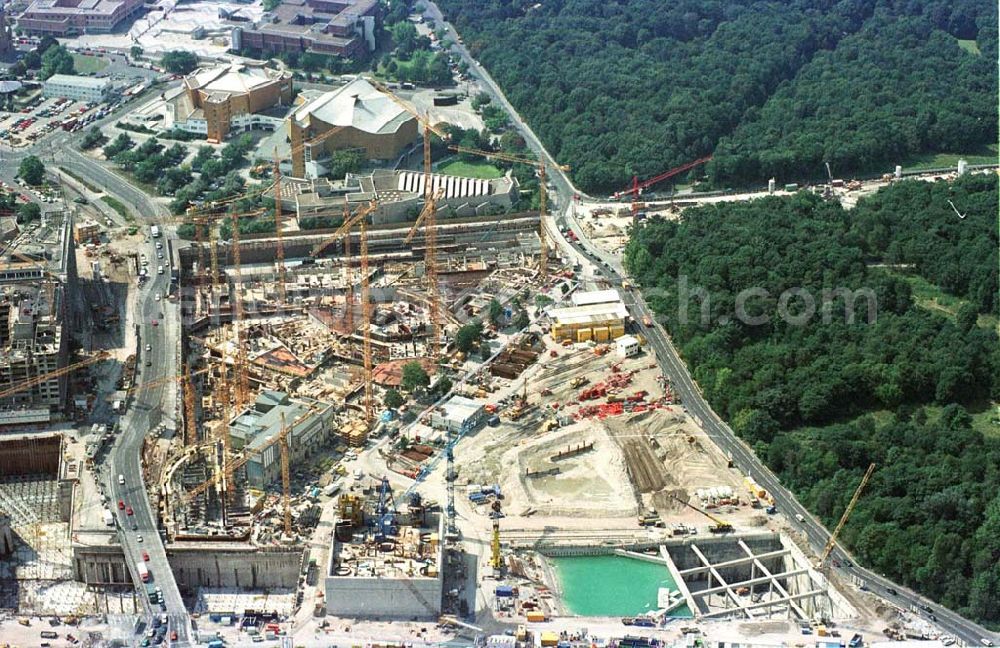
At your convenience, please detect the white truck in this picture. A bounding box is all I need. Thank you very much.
[150,225,160,238]
[102,509,115,527]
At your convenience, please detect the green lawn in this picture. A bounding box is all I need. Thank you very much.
[882,270,999,331]
[956,38,980,55]
[72,53,108,75]
[438,160,504,179]
[902,143,997,170]
[101,195,132,221]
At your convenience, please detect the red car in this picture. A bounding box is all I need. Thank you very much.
[118,499,125,510]
[142,551,150,561]
[125,506,133,516]
[151,319,158,327]
[170,631,177,641]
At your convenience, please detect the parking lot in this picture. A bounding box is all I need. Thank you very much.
[0,95,117,147]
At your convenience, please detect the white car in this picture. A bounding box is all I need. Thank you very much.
[145,344,151,352]
[136,534,143,543]
[118,474,125,485]
[154,293,160,301]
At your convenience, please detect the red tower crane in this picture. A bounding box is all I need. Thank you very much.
[613,155,713,221]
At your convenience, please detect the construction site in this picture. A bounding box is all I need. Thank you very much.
[0,70,973,648]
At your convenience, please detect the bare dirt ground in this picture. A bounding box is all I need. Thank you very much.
[455,336,767,534]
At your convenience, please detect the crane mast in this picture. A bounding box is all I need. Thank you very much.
[359,214,374,423]
[342,198,354,332]
[273,148,287,307]
[820,463,876,566]
[279,413,292,537]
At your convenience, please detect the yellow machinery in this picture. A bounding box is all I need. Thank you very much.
[820,463,876,566]
[671,494,734,533]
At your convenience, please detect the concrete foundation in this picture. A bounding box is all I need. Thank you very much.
[169,544,303,591]
[324,514,445,619]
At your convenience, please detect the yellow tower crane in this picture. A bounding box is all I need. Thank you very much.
[0,351,109,401]
[448,145,568,283]
[310,202,379,423]
[404,187,445,354]
[181,404,321,533]
[272,148,287,307]
[820,463,876,567]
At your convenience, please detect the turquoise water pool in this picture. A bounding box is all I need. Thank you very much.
[552,554,692,617]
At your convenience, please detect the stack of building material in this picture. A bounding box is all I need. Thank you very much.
[340,419,367,447]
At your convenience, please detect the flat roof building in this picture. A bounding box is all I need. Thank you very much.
[549,301,629,343]
[571,288,621,307]
[429,395,486,435]
[229,390,337,488]
[292,168,519,223]
[42,74,113,102]
[287,77,418,178]
[229,0,379,59]
[18,0,143,35]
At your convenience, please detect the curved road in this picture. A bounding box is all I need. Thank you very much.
[426,4,998,645]
[46,126,191,643]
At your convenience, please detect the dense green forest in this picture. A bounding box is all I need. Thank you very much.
[624,175,999,624]
[437,0,997,193]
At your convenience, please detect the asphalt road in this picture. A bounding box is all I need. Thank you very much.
[427,5,998,645]
[41,123,192,643]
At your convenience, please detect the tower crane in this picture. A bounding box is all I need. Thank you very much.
[340,198,354,331]
[279,413,292,536]
[358,206,375,424]
[0,351,109,401]
[670,494,734,534]
[369,78,450,205]
[612,155,712,223]
[309,202,378,423]
[404,187,445,354]
[181,403,322,524]
[273,148,286,307]
[448,145,569,283]
[820,463,876,567]
[228,208,251,413]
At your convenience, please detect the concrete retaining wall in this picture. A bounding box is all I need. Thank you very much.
[324,574,443,619]
[169,545,303,590]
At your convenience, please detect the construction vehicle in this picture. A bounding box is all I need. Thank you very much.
[569,376,588,389]
[671,494,734,534]
[819,463,875,567]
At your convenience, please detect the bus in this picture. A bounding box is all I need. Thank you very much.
[136,561,150,582]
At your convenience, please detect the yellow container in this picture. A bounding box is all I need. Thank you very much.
[576,329,592,343]
[593,327,610,342]
[540,631,558,645]
[516,625,527,641]
[526,611,546,623]
[610,325,626,338]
